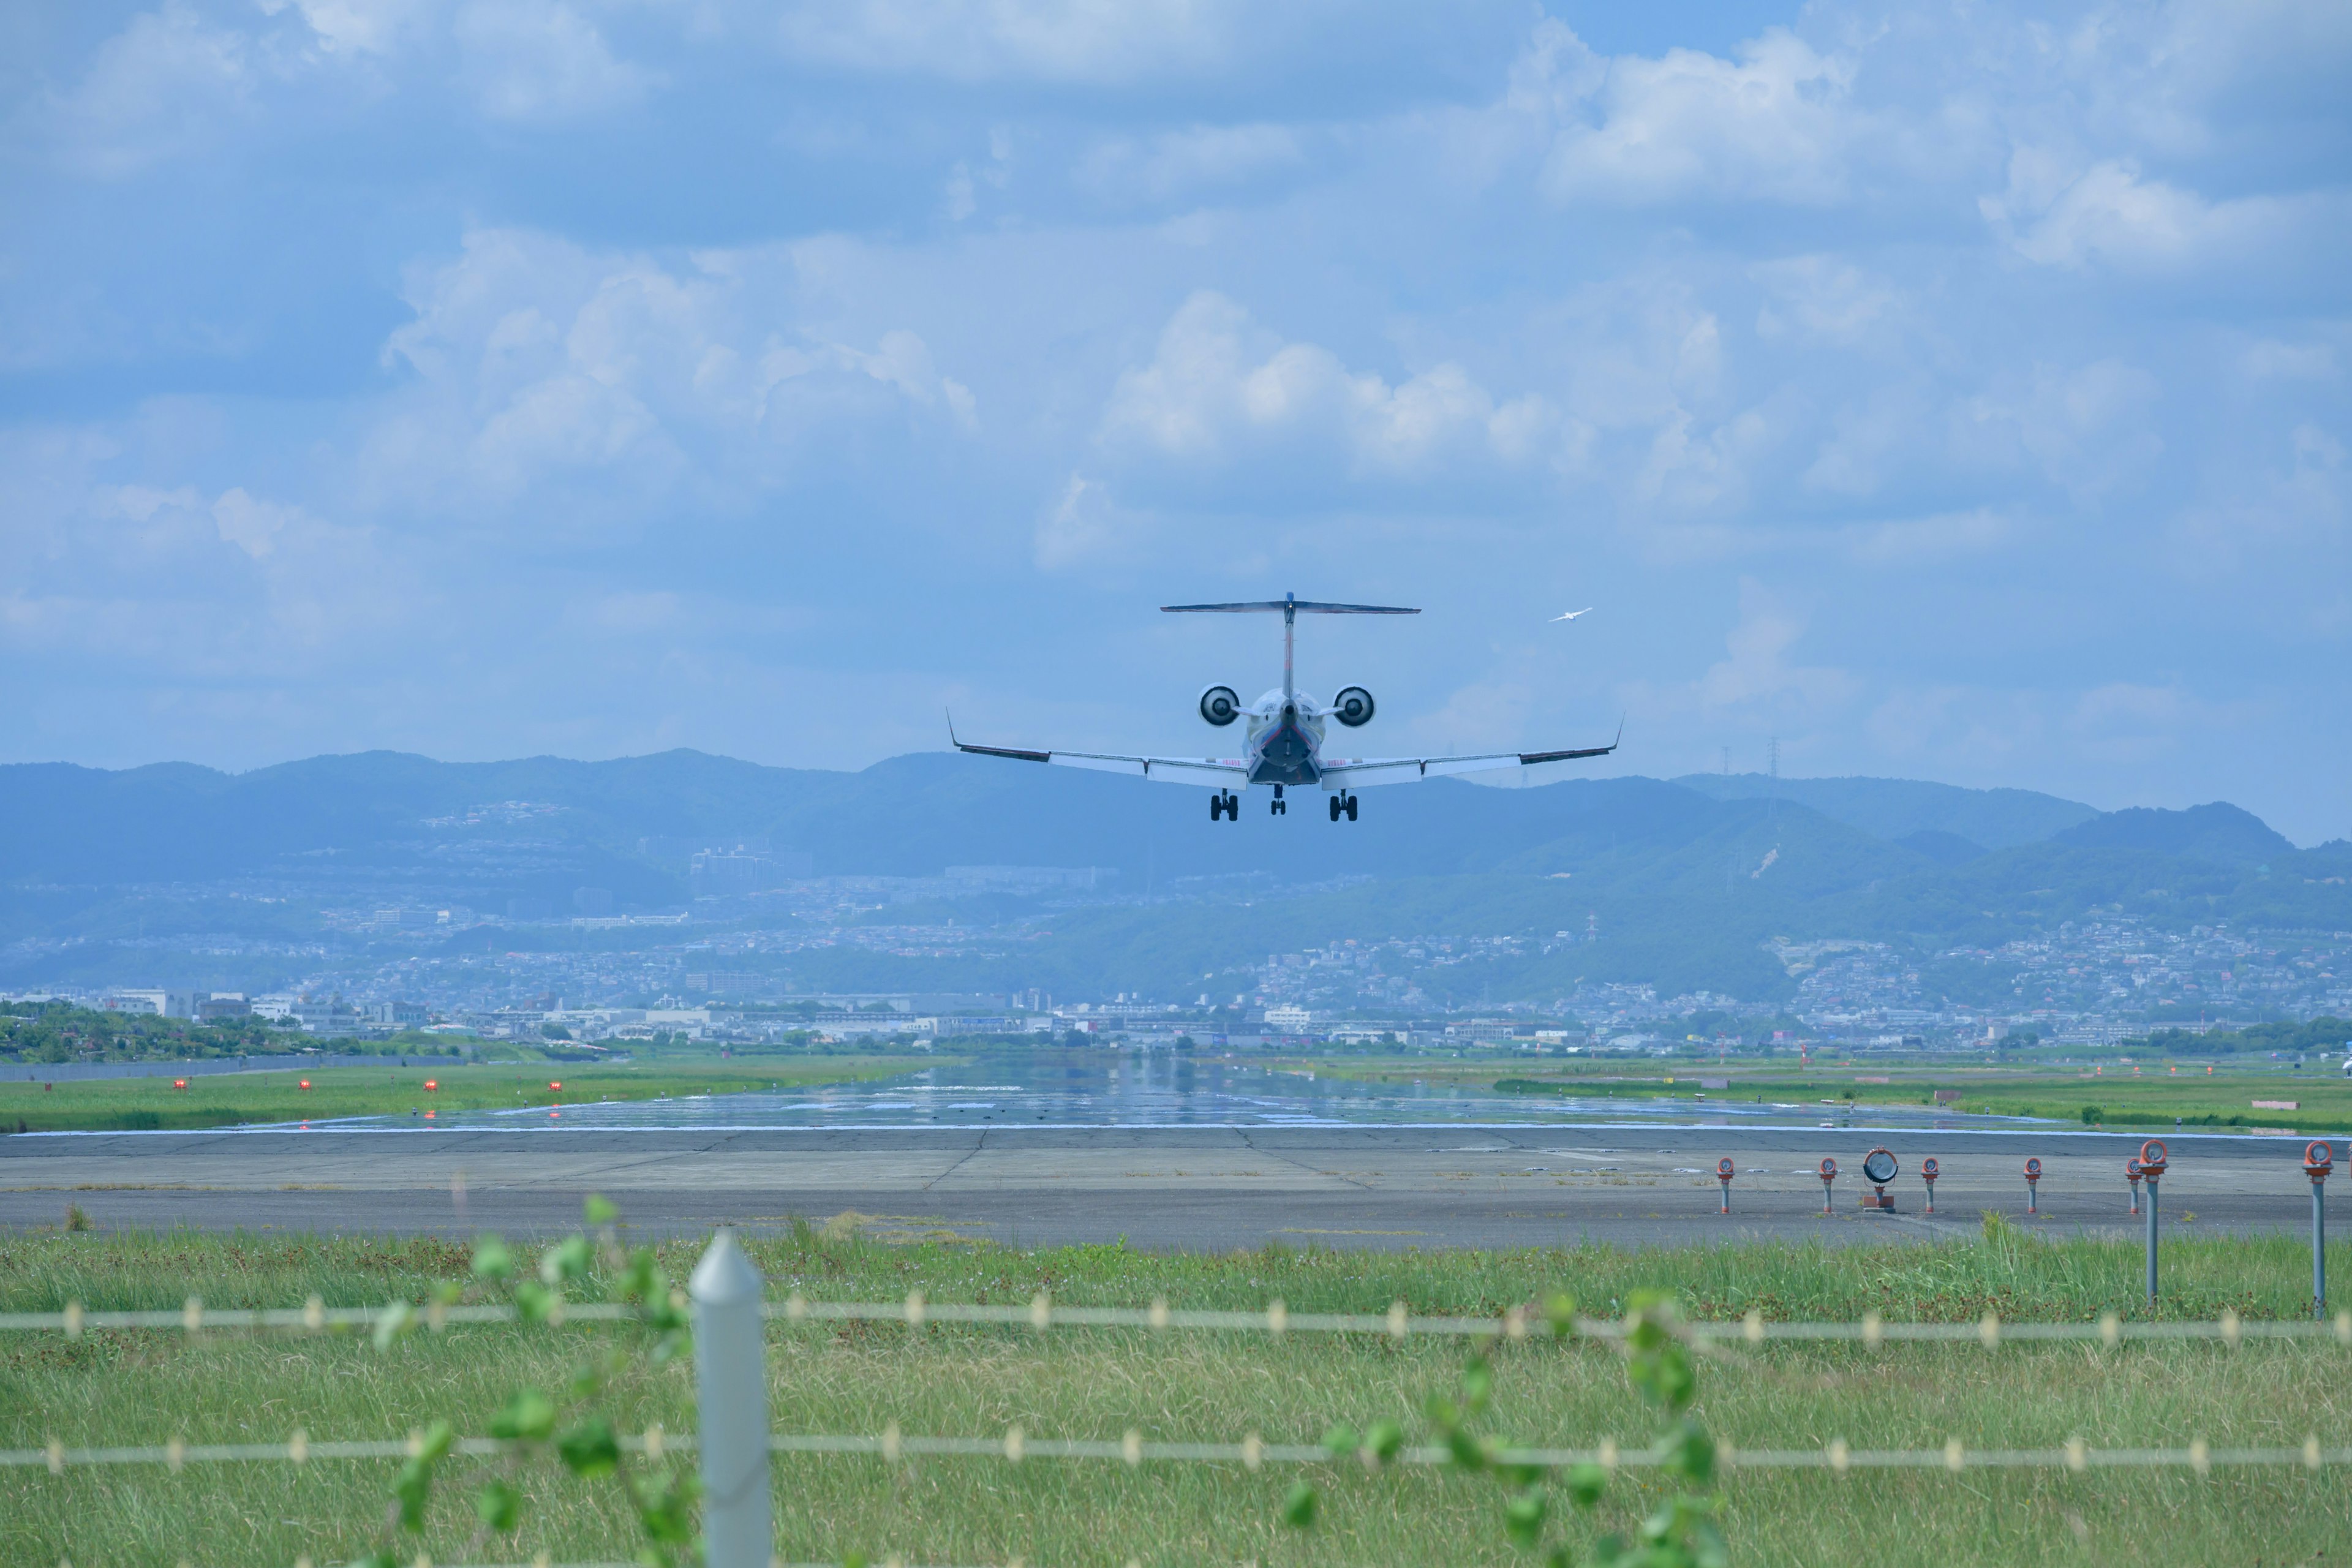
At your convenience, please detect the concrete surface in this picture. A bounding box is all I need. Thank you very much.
[2,1123,2328,1249]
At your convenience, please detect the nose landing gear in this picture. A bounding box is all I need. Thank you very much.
[1208,790,1240,821]
[1327,791,1358,822]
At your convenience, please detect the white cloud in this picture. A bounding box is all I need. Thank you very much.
[1694,582,1856,713]
[772,0,1243,85]
[1751,255,1903,347]
[1978,151,2321,273]
[1510,23,1872,205]
[1098,291,1560,478]
[261,0,431,57]
[455,0,654,122]
[17,2,255,177]
[1954,358,2164,502]
[369,228,974,509]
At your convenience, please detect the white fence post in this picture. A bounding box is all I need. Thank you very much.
[692,1228,772,1568]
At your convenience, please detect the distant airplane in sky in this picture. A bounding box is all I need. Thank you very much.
[952,593,1619,820]
[1551,607,1593,622]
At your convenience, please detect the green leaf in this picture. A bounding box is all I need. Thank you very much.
[1424,1393,1461,1430]
[584,1193,619,1226]
[1461,1356,1493,1414]
[473,1478,522,1532]
[630,1466,699,1542]
[1694,1517,1729,1568]
[557,1417,622,1477]
[1542,1292,1577,1339]
[1366,1419,1404,1463]
[489,1387,558,1442]
[1662,1419,1716,1485]
[1321,1422,1359,1458]
[1504,1487,1548,1548]
[513,1281,557,1324]
[1281,1480,1319,1529]
[413,1419,453,1465]
[1563,1462,1607,1509]
[1446,1428,1488,1471]
[540,1235,594,1286]
[471,1237,513,1281]
[431,1280,465,1306]
[393,1457,432,1531]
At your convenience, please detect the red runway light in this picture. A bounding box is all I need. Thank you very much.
[424,1079,438,1091]
[549,1080,562,1091]
[173,1079,187,1090]
[299,1080,311,1090]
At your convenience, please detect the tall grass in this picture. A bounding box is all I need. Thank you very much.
[7,1224,2350,1566]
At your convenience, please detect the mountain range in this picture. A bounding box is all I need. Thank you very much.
[1,750,2344,1000]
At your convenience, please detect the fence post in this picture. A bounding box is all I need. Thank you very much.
[692,1228,772,1568]
[2139,1141,2168,1306]
[2309,1142,2334,1319]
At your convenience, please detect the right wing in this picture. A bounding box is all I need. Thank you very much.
[949,715,1248,785]
[1321,722,1621,787]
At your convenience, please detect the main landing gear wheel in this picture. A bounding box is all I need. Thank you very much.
[1270,785,1287,817]
[1328,792,1358,821]
[1208,791,1240,821]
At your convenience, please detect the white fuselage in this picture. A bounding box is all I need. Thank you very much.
[1242,688,1330,786]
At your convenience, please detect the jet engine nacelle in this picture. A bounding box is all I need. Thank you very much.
[1330,686,1376,727]
[1198,685,1241,726]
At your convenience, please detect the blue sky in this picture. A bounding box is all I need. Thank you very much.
[3,0,2348,842]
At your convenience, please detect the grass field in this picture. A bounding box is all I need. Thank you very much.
[8,1220,2350,1566]
[0,1055,933,1133]
[1310,1054,2352,1134]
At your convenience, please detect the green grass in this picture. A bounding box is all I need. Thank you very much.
[7,1223,2351,1566]
[0,1055,932,1133]
[1317,1054,2352,1133]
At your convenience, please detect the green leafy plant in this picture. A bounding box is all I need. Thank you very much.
[1284,1289,1724,1568]
[352,1194,699,1567]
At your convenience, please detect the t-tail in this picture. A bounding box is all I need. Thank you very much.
[1159,593,1419,703]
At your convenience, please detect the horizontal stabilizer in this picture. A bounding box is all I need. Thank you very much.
[1163,598,1418,615]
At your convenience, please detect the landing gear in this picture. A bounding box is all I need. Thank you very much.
[1208,790,1240,821]
[1327,791,1358,822]
[1270,784,1287,817]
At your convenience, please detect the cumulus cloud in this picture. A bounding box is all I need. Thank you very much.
[369,228,974,510]
[1098,291,1560,478]
[1504,22,1875,205]
[15,2,255,176]
[454,0,655,122]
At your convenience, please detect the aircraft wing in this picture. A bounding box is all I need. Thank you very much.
[1321,725,1620,787]
[950,718,1249,784]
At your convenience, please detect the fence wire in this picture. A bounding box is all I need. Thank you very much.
[9,1427,2342,1476]
[7,1294,2350,1347]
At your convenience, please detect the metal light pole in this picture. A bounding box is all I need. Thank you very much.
[692,1229,773,1568]
[2139,1140,2168,1305]
[1717,1156,1735,1214]
[2024,1157,2041,1214]
[1818,1156,1838,1213]
[1920,1156,1939,1215]
[2307,1142,2335,1319]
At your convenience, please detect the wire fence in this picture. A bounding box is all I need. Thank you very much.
[10,1425,2342,1476]
[9,1293,2351,1346]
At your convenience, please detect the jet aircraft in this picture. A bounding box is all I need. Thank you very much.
[951,594,1619,820]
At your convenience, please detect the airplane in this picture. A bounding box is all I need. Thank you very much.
[1551,607,1592,622]
[950,592,1619,821]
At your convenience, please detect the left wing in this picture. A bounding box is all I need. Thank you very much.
[949,714,1249,785]
[1321,723,1620,788]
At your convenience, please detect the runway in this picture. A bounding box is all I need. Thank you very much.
[1,1124,2328,1250]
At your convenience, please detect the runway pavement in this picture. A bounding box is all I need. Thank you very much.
[0,1123,2329,1250]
